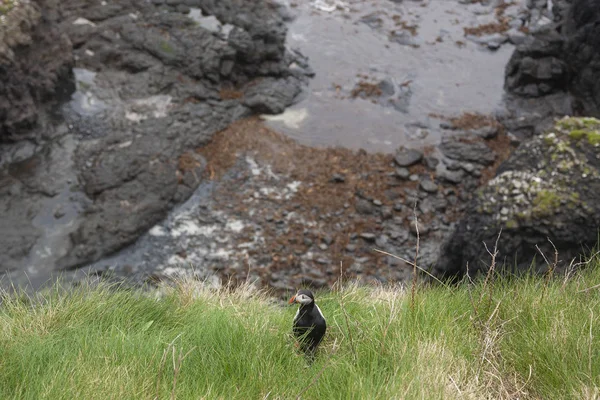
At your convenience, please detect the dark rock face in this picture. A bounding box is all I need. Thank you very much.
[435,117,600,278]
[439,137,496,166]
[0,0,75,141]
[0,0,312,274]
[57,0,311,270]
[504,34,567,98]
[564,0,600,116]
[504,0,600,121]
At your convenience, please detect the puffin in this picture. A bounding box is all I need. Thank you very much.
[289,289,326,357]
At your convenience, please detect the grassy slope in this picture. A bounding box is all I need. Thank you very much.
[0,267,599,400]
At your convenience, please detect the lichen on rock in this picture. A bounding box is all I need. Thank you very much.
[435,116,600,278]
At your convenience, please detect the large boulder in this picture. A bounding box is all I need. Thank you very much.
[435,117,600,277]
[0,0,75,142]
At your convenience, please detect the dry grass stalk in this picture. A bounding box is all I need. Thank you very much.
[536,238,559,301]
[372,249,450,289]
[411,202,420,310]
[479,229,502,312]
[154,332,197,400]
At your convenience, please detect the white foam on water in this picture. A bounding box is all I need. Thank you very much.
[261,108,308,129]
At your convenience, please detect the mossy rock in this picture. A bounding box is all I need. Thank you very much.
[436,117,600,278]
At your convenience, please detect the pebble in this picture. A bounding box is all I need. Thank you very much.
[437,166,465,184]
[470,126,498,139]
[345,244,356,252]
[409,174,419,182]
[394,147,423,167]
[419,180,438,193]
[393,202,403,212]
[418,199,433,214]
[395,168,411,180]
[424,156,439,169]
[54,205,65,219]
[380,206,393,220]
[372,199,383,206]
[318,243,328,251]
[375,235,389,248]
[360,232,377,241]
[331,173,346,183]
[461,163,476,173]
[355,198,377,215]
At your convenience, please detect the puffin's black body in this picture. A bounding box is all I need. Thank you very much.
[289,289,326,357]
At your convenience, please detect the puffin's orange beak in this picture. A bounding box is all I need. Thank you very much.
[288,295,296,304]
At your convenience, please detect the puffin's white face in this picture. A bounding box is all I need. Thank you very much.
[289,292,313,305]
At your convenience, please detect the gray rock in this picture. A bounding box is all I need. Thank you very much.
[469,126,499,139]
[360,233,377,241]
[418,198,433,214]
[461,163,476,173]
[378,78,395,96]
[424,155,439,169]
[380,206,393,220]
[439,137,496,165]
[0,2,74,141]
[331,173,346,183]
[394,147,423,167]
[395,167,411,179]
[436,164,465,184]
[360,11,386,29]
[355,198,377,215]
[54,205,65,219]
[243,77,302,114]
[507,28,528,45]
[375,235,389,248]
[419,180,438,193]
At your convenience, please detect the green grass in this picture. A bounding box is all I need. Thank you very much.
[1,265,600,399]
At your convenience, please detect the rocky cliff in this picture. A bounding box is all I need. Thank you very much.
[0,0,312,275]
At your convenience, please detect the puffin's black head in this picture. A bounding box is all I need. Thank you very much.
[288,289,315,305]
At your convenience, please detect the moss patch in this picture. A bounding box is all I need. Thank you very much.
[0,0,16,15]
[159,40,175,54]
[568,129,600,145]
[557,116,600,131]
[532,190,561,217]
